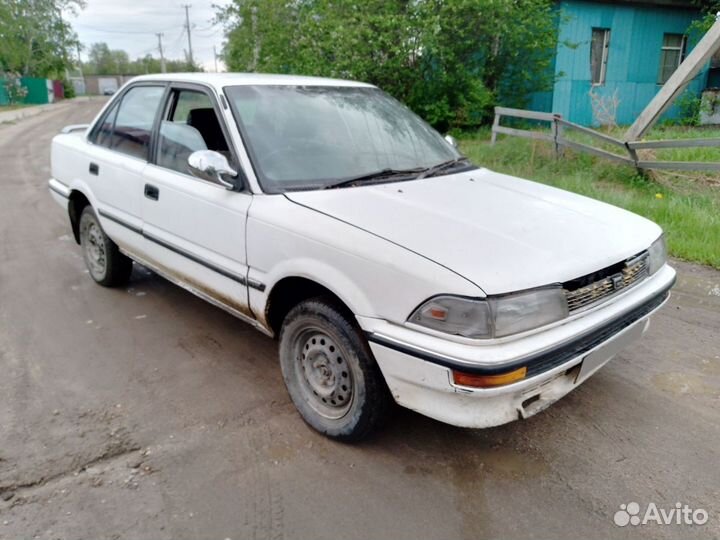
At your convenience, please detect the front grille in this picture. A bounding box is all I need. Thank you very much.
[525,287,669,377]
[564,252,649,312]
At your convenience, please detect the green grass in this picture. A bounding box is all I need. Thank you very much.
[0,103,30,113]
[459,128,720,269]
[644,126,720,163]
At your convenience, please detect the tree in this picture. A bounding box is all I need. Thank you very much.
[410,0,558,129]
[86,42,113,75]
[3,72,29,103]
[0,0,85,78]
[692,1,720,33]
[84,42,202,75]
[216,0,558,130]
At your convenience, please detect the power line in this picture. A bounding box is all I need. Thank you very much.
[166,27,186,57]
[194,22,219,33]
[73,22,183,35]
[193,27,223,38]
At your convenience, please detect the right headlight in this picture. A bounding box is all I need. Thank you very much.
[647,234,667,275]
[409,287,569,339]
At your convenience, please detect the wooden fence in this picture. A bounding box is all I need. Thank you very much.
[491,106,720,173]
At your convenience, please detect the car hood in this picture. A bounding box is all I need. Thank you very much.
[285,168,662,294]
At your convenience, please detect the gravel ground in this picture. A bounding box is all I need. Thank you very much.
[0,99,718,540]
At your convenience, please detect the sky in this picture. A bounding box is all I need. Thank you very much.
[66,0,233,72]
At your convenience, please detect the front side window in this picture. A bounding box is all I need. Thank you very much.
[157,89,232,175]
[658,33,687,84]
[225,85,464,192]
[590,28,611,85]
[110,85,165,160]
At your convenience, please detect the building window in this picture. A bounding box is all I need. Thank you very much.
[658,33,687,85]
[590,28,611,85]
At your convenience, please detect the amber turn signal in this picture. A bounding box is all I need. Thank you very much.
[452,366,527,388]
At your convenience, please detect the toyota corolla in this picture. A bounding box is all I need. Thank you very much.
[49,73,675,440]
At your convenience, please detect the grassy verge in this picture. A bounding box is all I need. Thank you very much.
[459,127,720,269]
[0,103,31,112]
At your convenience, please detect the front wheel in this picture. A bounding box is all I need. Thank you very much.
[279,298,390,441]
[79,206,133,287]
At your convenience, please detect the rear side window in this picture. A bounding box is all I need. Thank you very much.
[94,100,120,147]
[112,86,165,160]
[92,85,165,160]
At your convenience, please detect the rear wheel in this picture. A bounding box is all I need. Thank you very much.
[279,298,390,441]
[79,206,133,287]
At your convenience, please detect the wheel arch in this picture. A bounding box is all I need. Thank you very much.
[68,189,92,244]
[265,276,358,337]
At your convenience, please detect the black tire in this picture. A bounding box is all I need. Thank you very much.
[79,206,133,287]
[279,297,390,442]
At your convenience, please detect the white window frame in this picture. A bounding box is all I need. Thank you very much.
[658,33,688,85]
[591,28,611,86]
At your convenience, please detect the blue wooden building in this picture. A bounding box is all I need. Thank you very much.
[531,0,711,126]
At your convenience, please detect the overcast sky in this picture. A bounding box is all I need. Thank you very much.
[67,0,233,72]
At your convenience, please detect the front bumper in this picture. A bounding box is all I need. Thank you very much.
[364,264,675,428]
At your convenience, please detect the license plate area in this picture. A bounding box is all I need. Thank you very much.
[575,319,647,384]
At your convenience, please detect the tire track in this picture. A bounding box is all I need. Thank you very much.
[247,425,285,540]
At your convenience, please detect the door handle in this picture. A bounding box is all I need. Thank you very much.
[144,184,159,201]
[89,162,99,176]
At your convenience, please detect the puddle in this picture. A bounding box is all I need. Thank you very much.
[442,436,548,539]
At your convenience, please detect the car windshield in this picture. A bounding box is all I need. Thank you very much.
[224,85,469,192]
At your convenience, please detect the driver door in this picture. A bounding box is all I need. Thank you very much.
[139,83,254,317]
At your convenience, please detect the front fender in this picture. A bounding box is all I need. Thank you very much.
[251,256,377,328]
[246,195,481,331]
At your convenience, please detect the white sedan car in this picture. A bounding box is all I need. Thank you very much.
[49,73,675,441]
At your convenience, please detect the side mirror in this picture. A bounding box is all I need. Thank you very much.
[188,150,241,191]
[444,134,459,149]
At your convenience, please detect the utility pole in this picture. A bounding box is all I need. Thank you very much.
[76,43,83,78]
[182,4,194,67]
[59,8,69,81]
[213,45,218,72]
[251,5,259,71]
[156,32,167,73]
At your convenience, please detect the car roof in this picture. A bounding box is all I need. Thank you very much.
[130,72,375,89]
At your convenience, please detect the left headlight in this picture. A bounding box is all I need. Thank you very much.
[647,234,667,275]
[409,287,569,339]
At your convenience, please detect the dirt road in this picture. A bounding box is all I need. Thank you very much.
[0,99,718,540]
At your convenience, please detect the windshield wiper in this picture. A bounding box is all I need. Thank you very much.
[324,158,471,189]
[416,156,471,179]
[325,167,426,189]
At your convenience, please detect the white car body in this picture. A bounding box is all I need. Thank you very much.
[49,73,675,430]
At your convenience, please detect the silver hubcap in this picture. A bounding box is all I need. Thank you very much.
[295,330,353,419]
[82,219,106,278]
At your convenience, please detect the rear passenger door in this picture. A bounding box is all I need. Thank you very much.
[87,83,166,252]
[139,83,254,317]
